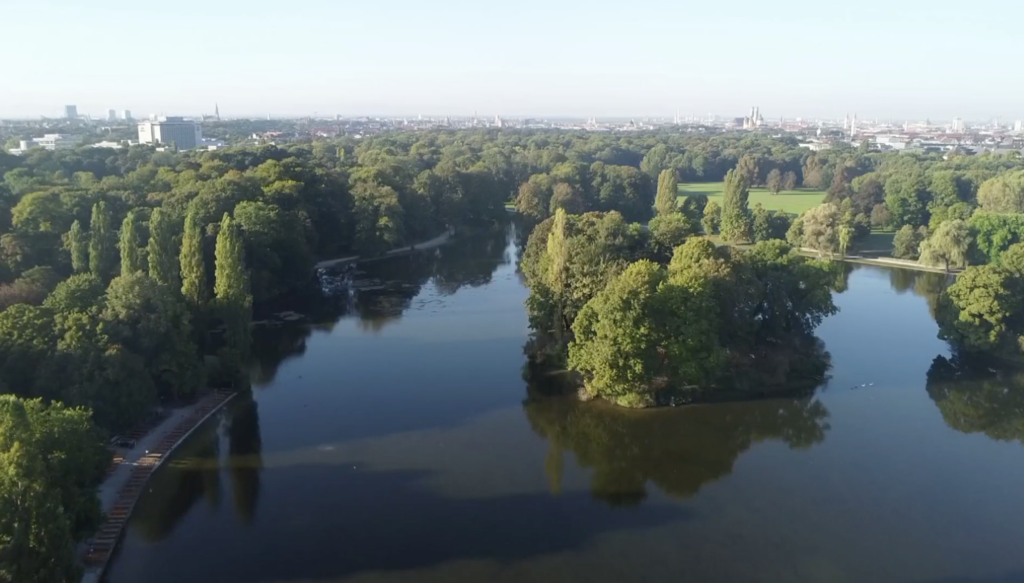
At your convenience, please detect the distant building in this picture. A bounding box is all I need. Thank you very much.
[137,116,202,150]
[107,109,117,121]
[1015,120,1023,133]
[8,134,81,154]
[64,105,78,120]
[951,118,965,134]
[122,109,132,121]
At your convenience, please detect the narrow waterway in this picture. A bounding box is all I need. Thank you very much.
[106,223,1024,583]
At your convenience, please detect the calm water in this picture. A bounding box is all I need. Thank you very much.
[106,225,1024,583]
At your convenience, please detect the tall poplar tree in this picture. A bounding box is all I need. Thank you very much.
[720,169,752,243]
[655,169,679,216]
[88,201,115,279]
[215,213,252,359]
[119,210,143,275]
[180,209,207,309]
[148,208,179,287]
[67,220,89,273]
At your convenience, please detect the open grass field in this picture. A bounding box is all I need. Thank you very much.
[678,182,825,216]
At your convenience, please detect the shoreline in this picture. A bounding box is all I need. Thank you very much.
[79,390,238,583]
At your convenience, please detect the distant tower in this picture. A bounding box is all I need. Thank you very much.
[850,113,858,138]
[107,109,117,121]
[494,114,503,128]
[121,109,132,121]
[64,105,78,120]
[215,103,221,121]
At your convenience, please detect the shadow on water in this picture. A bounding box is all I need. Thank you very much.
[247,225,514,384]
[926,354,1024,445]
[523,393,830,507]
[912,572,1024,583]
[129,393,263,541]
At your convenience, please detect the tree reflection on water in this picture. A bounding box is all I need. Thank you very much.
[523,391,830,507]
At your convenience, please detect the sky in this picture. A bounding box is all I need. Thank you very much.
[3,0,1022,121]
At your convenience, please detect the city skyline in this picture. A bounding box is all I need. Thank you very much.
[5,0,1023,120]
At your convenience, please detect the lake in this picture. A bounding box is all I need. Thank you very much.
[105,223,1024,583]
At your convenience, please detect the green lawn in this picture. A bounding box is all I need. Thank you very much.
[678,182,825,216]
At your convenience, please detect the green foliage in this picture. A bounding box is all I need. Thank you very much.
[648,213,696,259]
[43,273,104,314]
[701,200,721,234]
[562,237,835,405]
[548,182,584,215]
[102,273,203,399]
[969,211,1024,264]
[766,168,783,195]
[215,213,253,362]
[977,171,1024,213]
[654,169,679,216]
[938,264,1022,354]
[679,193,708,222]
[147,208,179,288]
[0,395,107,583]
[118,209,143,275]
[884,173,928,228]
[568,260,721,405]
[892,225,927,260]
[179,209,207,309]
[65,220,88,273]
[919,219,971,271]
[88,201,115,280]
[801,203,843,257]
[719,169,752,243]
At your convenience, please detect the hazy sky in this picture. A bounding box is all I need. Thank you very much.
[3,0,1021,120]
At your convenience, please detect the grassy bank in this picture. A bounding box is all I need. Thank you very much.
[678,182,826,215]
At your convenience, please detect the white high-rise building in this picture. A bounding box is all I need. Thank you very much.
[137,116,202,150]
[1014,120,1023,133]
[951,118,965,133]
[64,105,78,120]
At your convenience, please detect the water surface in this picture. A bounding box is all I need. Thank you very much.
[106,226,1024,583]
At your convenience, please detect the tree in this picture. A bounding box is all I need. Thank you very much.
[701,201,722,235]
[977,171,1024,213]
[884,174,928,227]
[179,209,207,310]
[43,273,105,315]
[568,260,720,406]
[680,194,708,222]
[766,169,783,195]
[785,215,804,248]
[719,169,752,243]
[0,395,107,583]
[648,213,696,258]
[88,201,115,280]
[938,264,1022,353]
[654,169,679,215]
[147,208,179,288]
[215,213,252,366]
[102,273,202,399]
[919,219,971,272]
[515,176,552,222]
[752,204,772,242]
[969,211,1024,264]
[870,203,891,229]
[119,209,143,275]
[735,155,759,186]
[66,220,88,274]
[892,225,926,260]
[549,182,584,215]
[783,170,798,191]
[801,203,842,258]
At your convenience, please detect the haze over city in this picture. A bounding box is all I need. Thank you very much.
[4,0,1022,120]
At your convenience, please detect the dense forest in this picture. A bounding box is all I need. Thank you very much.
[4,128,1024,581]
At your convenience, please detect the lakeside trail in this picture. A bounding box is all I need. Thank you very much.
[796,248,962,275]
[79,390,237,583]
[314,231,452,270]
